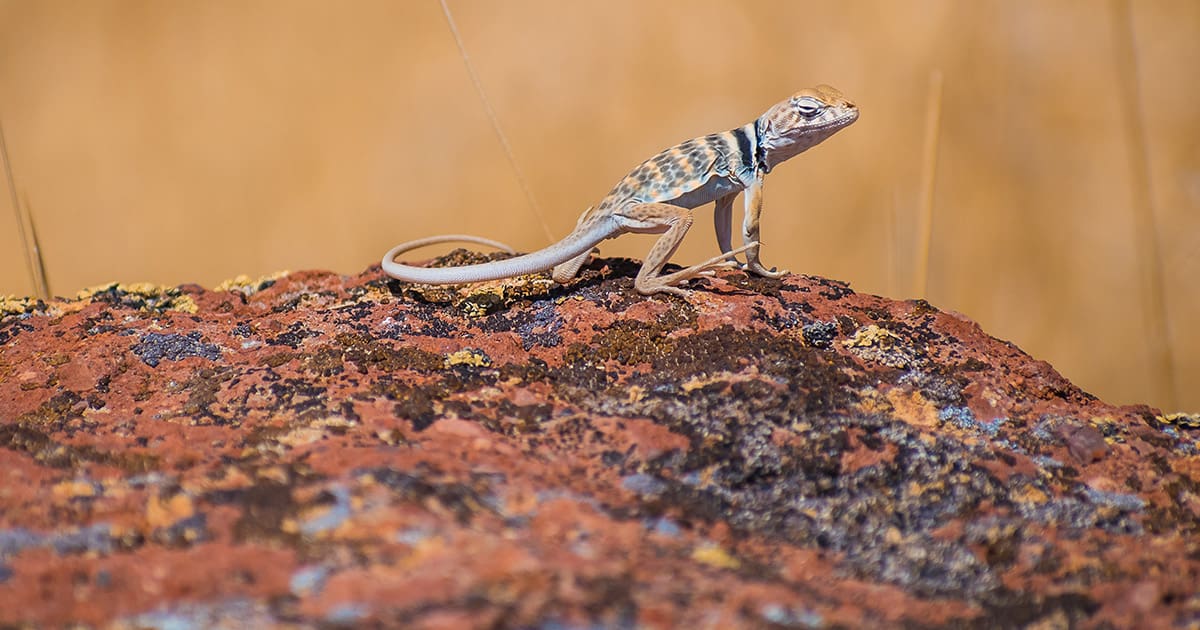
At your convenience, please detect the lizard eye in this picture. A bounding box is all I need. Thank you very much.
[793,97,825,118]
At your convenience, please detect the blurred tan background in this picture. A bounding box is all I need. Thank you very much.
[1,1,1196,411]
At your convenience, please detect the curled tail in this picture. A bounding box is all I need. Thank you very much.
[383,234,516,258]
[381,219,615,285]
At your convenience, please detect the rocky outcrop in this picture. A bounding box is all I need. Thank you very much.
[2,253,1197,628]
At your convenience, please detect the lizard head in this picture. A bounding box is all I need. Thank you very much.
[756,85,858,172]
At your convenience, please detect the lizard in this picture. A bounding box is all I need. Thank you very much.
[381,84,858,297]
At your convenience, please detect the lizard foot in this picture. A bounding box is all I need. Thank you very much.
[746,261,789,279]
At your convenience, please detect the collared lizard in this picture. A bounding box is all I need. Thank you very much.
[382,85,858,296]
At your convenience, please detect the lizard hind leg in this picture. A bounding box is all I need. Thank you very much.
[616,202,750,297]
[550,204,602,284]
[551,251,592,284]
[649,241,757,292]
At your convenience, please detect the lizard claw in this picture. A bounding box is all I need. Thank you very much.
[747,261,788,279]
[653,285,692,298]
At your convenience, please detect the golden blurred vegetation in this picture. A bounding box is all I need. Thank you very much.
[1,1,1196,411]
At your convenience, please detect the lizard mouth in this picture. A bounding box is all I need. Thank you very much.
[776,110,858,143]
[806,110,859,132]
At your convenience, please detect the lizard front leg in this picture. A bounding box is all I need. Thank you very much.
[741,175,788,279]
[713,192,737,257]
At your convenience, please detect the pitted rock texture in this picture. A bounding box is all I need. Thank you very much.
[1,254,1198,628]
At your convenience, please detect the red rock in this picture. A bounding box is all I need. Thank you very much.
[1,257,1197,627]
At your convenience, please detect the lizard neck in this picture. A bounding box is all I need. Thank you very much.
[728,121,764,181]
[752,118,770,174]
[728,122,760,183]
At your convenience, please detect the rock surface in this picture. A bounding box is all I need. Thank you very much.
[1,253,1198,628]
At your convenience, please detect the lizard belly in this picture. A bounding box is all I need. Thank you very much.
[641,174,740,210]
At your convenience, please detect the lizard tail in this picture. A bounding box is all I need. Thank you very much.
[383,234,517,257]
[381,219,615,285]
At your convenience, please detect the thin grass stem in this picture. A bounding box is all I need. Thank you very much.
[437,0,554,243]
[915,70,943,299]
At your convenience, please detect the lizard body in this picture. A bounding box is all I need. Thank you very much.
[382,85,858,296]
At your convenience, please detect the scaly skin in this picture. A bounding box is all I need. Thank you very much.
[382,85,858,296]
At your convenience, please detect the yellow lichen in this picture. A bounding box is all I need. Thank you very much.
[214,271,290,295]
[1160,413,1200,430]
[75,282,199,314]
[445,348,492,369]
[842,324,901,348]
[118,282,168,297]
[350,284,393,305]
[1088,415,1126,443]
[452,275,556,317]
[146,492,196,529]
[691,544,741,570]
[852,387,891,415]
[400,253,559,318]
[842,324,917,368]
[1015,485,1050,505]
[52,479,99,500]
[170,295,198,313]
[886,388,940,427]
[0,295,42,317]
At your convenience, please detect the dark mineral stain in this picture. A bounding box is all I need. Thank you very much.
[266,322,318,349]
[151,513,208,548]
[0,422,159,472]
[132,331,221,367]
[362,466,495,524]
[335,332,443,373]
[801,320,838,348]
[953,592,1101,630]
[208,481,302,546]
[179,367,237,424]
[371,379,445,431]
